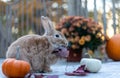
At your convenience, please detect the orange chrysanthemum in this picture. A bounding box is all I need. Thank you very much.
[79,38,85,45]
[85,35,91,42]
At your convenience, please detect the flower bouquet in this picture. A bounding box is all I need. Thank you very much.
[56,16,106,61]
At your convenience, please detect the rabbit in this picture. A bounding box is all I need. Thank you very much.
[6,16,69,73]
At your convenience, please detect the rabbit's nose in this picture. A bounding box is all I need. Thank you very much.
[58,48,62,51]
[41,16,46,20]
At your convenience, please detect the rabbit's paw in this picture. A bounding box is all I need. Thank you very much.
[43,67,52,73]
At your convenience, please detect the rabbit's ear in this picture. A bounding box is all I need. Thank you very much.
[41,16,55,35]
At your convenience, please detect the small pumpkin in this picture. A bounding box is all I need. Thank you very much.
[2,46,30,78]
[2,58,30,78]
[80,58,102,73]
[106,34,120,61]
[80,53,102,73]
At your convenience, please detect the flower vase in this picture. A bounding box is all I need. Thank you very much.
[67,48,82,62]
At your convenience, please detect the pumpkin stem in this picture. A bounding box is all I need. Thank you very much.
[16,46,20,60]
[84,53,92,58]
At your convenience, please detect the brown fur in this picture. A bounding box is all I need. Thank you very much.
[6,16,68,73]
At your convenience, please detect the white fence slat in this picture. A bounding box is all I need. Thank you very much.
[112,0,116,34]
[94,0,98,22]
[103,0,107,35]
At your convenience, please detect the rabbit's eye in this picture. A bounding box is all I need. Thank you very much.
[54,34,60,38]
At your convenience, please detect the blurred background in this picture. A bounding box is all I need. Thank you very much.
[0,0,119,58]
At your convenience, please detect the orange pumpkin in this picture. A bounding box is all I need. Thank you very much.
[106,34,120,61]
[2,58,30,78]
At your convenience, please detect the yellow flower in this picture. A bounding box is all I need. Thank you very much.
[96,32,102,38]
[85,35,91,42]
[81,36,85,40]
[101,36,105,41]
[79,38,85,45]
[75,36,80,42]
